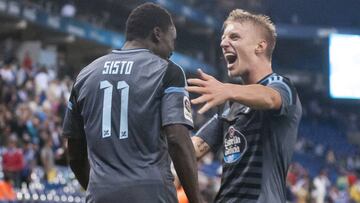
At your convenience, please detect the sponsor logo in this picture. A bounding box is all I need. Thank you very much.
[183,96,193,123]
[224,126,247,163]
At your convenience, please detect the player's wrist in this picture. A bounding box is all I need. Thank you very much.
[224,83,234,101]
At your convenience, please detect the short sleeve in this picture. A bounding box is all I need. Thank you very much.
[266,75,297,116]
[62,87,85,139]
[196,114,223,152]
[161,61,194,129]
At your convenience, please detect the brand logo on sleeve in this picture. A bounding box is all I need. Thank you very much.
[183,96,193,123]
[224,126,247,163]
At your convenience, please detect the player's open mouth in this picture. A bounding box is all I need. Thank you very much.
[225,53,237,68]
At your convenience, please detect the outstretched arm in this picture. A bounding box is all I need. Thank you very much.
[186,69,282,114]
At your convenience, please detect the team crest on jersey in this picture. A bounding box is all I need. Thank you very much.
[183,96,193,122]
[224,126,247,163]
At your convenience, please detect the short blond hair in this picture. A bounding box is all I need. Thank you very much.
[224,9,277,61]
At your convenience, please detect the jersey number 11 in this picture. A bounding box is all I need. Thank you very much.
[100,80,129,139]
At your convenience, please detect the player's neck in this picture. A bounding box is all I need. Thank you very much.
[122,40,151,51]
[243,59,272,84]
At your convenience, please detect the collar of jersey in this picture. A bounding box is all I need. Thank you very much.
[257,72,276,85]
[112,48,150,54]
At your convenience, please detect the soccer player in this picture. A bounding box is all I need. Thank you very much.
[187,9,302,202]
[62,3,201,203]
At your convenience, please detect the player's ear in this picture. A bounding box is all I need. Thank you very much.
[151,27,162,43]
[255,40,267,55]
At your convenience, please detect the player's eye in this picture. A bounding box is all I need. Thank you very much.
[230,34,240,40]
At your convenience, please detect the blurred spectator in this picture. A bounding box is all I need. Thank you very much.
[2,135,25,188]
[16,65,29,88]
[0,175,16,201]
[315,143,325,157]
[21,138,36,187]
[350,180,360,203]
[287,164,298,186]
[328,186,340,202]
[292,173,310,203]
[0,61,16,85]
[355,156,360,172]
[336,171,349,192]
[34,67,50,96]
[312,170,331,203]
[348,172,357,187]
[22,51,33,72]
[326,150,337,165]
[348,156,356,170]
[294,137,306,153]
[40,134,56,182]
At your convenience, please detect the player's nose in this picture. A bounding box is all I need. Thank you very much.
[220,38,230,49]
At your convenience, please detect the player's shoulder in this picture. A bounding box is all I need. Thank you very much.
[165,60,186,78]
[136,50,185,72]
[72,54,111,89]
[162,60,187,87]
[266,72,299,105]
[141,52,187,86]
[262,72,294,88]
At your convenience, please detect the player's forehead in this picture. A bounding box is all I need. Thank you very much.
[221,21,253,38]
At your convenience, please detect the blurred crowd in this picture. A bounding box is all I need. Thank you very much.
[286,162,360,203]
[285,133,360,203]
[0,38,73,201]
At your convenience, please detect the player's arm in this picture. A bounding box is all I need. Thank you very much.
[67,136,89,189]
[165,124,202,203]
[161,62,202,202]
[193,113,223,161]
[62,87,90,190]
[225,83,281,110]
[186,69,282,114]
[192,136,211,160]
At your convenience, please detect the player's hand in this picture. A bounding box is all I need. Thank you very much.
[186,69,230,114]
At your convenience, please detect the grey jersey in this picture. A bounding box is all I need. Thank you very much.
[63,49,193,203]
[197,73,302,203]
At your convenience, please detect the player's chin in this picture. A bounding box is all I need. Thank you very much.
[227,64,236,77]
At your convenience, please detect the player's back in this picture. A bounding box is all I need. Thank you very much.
[73,49,179,203]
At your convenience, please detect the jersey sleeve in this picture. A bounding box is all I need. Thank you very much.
[161,61,194,129]
[195,114,223,152]
[266,75,298,116]
[62,86,85,139]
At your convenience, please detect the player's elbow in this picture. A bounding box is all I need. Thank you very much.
[263,92,281,110]
[264,96,276,109]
